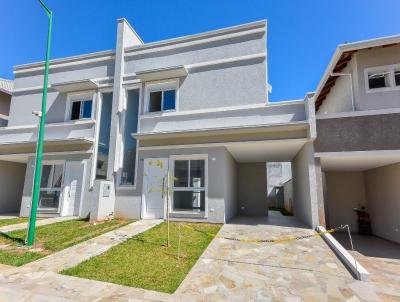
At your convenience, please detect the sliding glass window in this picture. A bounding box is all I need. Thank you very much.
[172,159,206,213]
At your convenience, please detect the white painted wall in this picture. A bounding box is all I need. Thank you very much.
[324,171,367,232]
[364,163,400,243]
[0,161,26,214]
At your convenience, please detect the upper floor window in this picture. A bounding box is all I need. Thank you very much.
[70,99,92,120]
[365,64,400,93]
[146,80,178,113]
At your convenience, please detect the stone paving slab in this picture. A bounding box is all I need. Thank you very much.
[176,214,400,301]
[0,216,79,233]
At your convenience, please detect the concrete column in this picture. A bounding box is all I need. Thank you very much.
[107,18,143,181]
[292,142,320,228]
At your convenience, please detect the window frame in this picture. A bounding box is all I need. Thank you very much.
[169,154,208,216]
[38,160,65,213]
[117,86,142,189]
[144,79,179,115]
[364,64,400,93]
[65,92,95,121]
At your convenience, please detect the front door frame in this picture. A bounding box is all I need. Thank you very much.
[62,160,87,217]
[141,157,169,219]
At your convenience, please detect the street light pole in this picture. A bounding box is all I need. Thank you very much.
[26,0,53,246]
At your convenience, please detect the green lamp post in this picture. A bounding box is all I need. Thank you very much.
[26,0,53,246]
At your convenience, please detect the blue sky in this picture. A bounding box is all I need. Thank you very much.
[1,0,399,101]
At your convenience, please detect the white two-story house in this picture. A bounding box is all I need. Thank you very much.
[0,19,322,228]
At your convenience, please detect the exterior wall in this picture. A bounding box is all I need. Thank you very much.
[114,146,231,223]
[9,58,114,127]
[282,179,293,213]
[237,162,267,216]
[315,112,400,152]
[324,171,367,232]
[19,153,92,217]
[292,142,319,227]
[266,162,292,206]
[224,151,237,221]
[318,59,356,115]
[364,163,400,243]
[124,23,267,113]
[355,44,400,111]
[0,161,26,214]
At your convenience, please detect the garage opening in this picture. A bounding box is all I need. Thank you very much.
[225,140,319,228]
[321,154,400,259]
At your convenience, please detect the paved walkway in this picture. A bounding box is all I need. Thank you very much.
[0,214,399,301]
[0,216,79,233]
[176,212,400,301]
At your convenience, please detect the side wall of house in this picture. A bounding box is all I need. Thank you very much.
[292,142,319,227]
[237,162,267,216]
[0,161,26,214]
[324,171,367,232]
[224,150,237,222]
[364,163,400,244]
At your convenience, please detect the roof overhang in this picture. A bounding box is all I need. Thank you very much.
[52,79,98,93]
[317,150,400,171]
[135,66,188,82]
[0,138,93,155]
[314,34,400,111]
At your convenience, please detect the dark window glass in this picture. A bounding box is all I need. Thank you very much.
[71,101,81,120]
[190,160,205,187]
[82,100,92,118]
[395,71,400,86]
[149,91,162,112]
[173,191,205,212]
[174,160,189,187]
[368,73,388,89]
[163,90,176,110]
[121,90,139,185]
[40,165,52,188]
[96,93,113,179]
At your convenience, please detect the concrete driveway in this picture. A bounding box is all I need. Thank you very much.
[176,211,400,301]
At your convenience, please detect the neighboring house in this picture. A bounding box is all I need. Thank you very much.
[314,35,400,244]
[266,162,292,208]
[0,78,12,127]
[0,19,321,228]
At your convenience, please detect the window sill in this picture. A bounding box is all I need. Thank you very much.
[169,211,206,219]
[116,185,136,190]
[142,110,177,117]
[366,85,400,94]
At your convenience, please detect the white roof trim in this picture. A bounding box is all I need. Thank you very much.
[314,34,400,103]
[125,20,267,57]
[135,66,188,82]
[51,79,98,93]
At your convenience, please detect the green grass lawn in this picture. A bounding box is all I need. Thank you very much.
[62,222,221,294]
[269,207,293,216]
[0,218,132,266]
[0,217,29,228]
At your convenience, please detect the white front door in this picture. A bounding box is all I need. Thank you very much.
[62,161,85,216]
[142,158,168,219]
